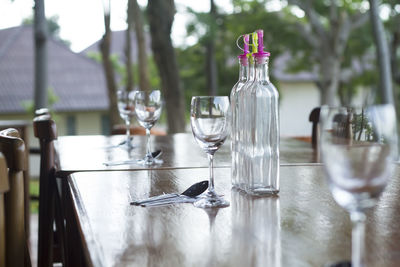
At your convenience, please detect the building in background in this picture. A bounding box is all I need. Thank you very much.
[0,25,110,142]
[273,53,319,137]
[0,25,333,140]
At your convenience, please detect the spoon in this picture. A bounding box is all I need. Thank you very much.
[130,180,208,205]
[104,150,162,166]
[326,261,351,267]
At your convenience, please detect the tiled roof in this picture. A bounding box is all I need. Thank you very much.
[0,25,109,114]
[81,30,151,64]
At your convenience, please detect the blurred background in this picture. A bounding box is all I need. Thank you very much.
[0,0,399,138]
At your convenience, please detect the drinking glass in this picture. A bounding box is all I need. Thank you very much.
[319,104,398,267]
[190,96,230,208]
[134,90,163,166]
[117,90,136,149]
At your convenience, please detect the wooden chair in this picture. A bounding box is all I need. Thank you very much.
[309,107,321,149]
[0,120,31,240]
[0,152,9,267]
[33,114,67,267]
[0,128,31,267]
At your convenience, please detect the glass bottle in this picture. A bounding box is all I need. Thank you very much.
[231,56,249,188]
[245,29,279,195]
[238,32,258,191]
[238,55,255,191]
[231,34,250,188]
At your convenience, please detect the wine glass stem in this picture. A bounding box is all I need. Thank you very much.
[350,211,366,267]
[125,119,130,143]
[146,128,151,157]
[207,153,215,194]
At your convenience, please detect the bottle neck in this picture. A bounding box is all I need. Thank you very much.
[248,61,255,81]
[239,63,248,82]
[254,57,270,83]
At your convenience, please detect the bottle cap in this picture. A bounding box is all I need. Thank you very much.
[253,29,270,58]
[237,34,250,60]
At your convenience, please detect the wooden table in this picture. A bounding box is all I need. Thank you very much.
[55,133,319,175]
[67,166,400,267]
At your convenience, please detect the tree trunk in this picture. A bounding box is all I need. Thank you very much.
[100,8,120,128]
[147,0,186,133]
[288,0,368,106]
[125,0,134,92]
[318,54,341,105]
[390,16,400,86]
[131,0,151,92]
[34,0,48,111]
[369,0,394,104]
[206,0,218,96]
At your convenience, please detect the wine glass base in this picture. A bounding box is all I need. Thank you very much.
[137,158,163,166]
[119,138,136,150]
[194,193,229,209]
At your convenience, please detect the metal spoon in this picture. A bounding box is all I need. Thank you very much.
[130,180,208,206]
[103,150,162,166]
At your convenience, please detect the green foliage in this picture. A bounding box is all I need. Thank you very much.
[86,51,160,90]
[21,87,59,117]
[178,0,303,104]
[30,179,39,214]
[352,110,374,141]
[23,15,71,47]
[144,56,161,89]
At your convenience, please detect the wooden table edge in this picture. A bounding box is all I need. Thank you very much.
[68,175,105,267]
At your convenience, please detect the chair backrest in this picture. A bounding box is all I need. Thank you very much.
[33,115,59,267]
[0,152,9,267]
[35,108,50,117]
[0,128,27,267]
[309,107,321,149]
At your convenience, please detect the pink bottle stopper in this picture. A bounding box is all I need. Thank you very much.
[254,29,270,58]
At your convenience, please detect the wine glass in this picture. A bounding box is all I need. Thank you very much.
[190,96,230,208]
[117,90,136,149]
[319,104,398,267]
[134,90,163,166]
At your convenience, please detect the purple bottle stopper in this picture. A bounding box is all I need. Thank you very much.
[254,29,270,58]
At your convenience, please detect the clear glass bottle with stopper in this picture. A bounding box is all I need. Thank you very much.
[230,34,250,188]
[245,29,280,195]
[237,32,258,191]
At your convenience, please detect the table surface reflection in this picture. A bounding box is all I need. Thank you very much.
[56,133,319,175]
[68,166,400,267]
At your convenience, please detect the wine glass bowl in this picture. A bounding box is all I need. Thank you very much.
[320,104,397,266]
[190,96,230,208]
[135,106,162,129]
[191,114,229,155]
[134,90,163,166]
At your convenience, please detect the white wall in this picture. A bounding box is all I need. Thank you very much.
[55,111,105,135]
[279,81,320,137]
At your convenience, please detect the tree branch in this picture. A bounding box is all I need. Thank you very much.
[369,0,393,104]
[391,28,400,85]
[350,11,369,30]
[287,0,327,39]
[294,22,319,48]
